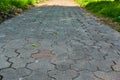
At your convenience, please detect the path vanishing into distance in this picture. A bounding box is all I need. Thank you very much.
[0,0,120,80]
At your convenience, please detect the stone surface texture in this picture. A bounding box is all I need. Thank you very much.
[0,0,120,80]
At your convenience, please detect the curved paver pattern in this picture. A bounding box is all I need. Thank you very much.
[0,0,120,80]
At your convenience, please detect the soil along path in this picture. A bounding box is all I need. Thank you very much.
[0,0,120,80]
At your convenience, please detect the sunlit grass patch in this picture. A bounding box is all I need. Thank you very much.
[75,0,114,6]
[0,0,45,10]
[85,1,120,19]
[75,0,120,23]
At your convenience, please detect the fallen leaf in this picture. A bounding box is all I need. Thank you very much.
[31,43,37,47]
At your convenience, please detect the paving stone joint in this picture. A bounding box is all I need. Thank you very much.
[0,0,120,80]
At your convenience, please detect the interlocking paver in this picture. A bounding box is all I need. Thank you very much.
[111,59,120,71]
[51,58,74,71]
[9,57,34,68]
[48,69,78,80]
[16,48,38,58]
[0,55,10,69]
[0,68,31,80]
[71,60,98,72]
[23,69,52,80]
[94,71,120,80]
[74,71,99,80]
[3,49,18,58]
[4,39,26,49]
[51,42,70,55]
[0,75,2,80]
[27,58,54,70]
[89,60,114,72]
[0,0,120,79]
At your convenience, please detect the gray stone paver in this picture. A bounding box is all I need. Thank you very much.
[0,68,31,80]
[9,56,35,68]
[74,71,99,80]
[0,0,120,79]
[3,49,18,58]
[16,48,38,58]
[0,55,10,69]
[23,69,52,80]
[48,69,78,80]
[71,59,98,72]
[27,58,54,70]
[51,58,74,71]
[3,39,26,49]
[94,71,120,80]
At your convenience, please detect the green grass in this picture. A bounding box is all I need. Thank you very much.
[10,0,30,9]
[75,0,120,22]
[0,0,44,11]
[0,0,11,11]
[114,26,120,31]
[75,0,114,6]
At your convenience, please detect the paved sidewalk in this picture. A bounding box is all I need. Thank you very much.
[0,0,120,80]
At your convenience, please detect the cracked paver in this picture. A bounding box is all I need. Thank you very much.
[0,0,120,80]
